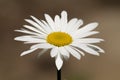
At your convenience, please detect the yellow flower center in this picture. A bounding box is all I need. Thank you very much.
[47,32,73,47]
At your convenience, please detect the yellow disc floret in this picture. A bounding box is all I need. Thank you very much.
[47,32,73,47]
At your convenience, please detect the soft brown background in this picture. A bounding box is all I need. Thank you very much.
[0,0,120,80]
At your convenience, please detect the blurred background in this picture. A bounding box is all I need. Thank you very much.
[0,0,120,80]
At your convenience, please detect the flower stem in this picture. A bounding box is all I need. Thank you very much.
[57,69,61,80]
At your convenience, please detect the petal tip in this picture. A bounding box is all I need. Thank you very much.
[30,15,34,17]
[55,55,63,70]
[95,53,100,56]
[24,19,28,22]
[101,39,104,41]
[14,30,20,32]
[20,53,25,56]
[61,10,67,14]
[57,66,62,70]
[78,57,81,60]
[94,22,99,24]
[30,15,35,19]
[101,49,105,53]
[14,37,16,40]
[14,37,18,41]
[44,13,48,17]
[91,22,99,27]
[95,22,99,26]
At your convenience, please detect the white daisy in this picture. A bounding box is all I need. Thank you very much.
[14,11,104,70]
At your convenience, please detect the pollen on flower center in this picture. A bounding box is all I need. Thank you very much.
[47,32,73,47]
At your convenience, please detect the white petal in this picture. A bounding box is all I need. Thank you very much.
[65,46,81,60]
[30,16,52,33]
[72,43,100,56]
[71,46,85,56]
[24,39,46,44]
[14,29,40,36]
[14,36,42,42]
[23,25,45,34]
[50,47,58,57]
[31,16,42,25]
[73,19,83,29]
[44,14,55,31]
[60,11,68,31]
[69,19,83,34]
[74,22,99,35]
[20,48,37,56]
[73,31,99,39]
[67,18,78,26]
[87,44,105,53]
[41,20,53,33]
[54,15,61,31]
[61,11,67,23]
[58,47,70,59]
[31,16,46,30]
[55,53,63,70]
[73,38,104,44]
[29,34,46,39]
[25,19,46,33]
[30,43,53,49]
[30,15,49,31]
[66,18,78,32]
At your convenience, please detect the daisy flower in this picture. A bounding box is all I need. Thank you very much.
[14,11,104,70]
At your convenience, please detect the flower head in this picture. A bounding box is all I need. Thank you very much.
[14,11,104,70]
